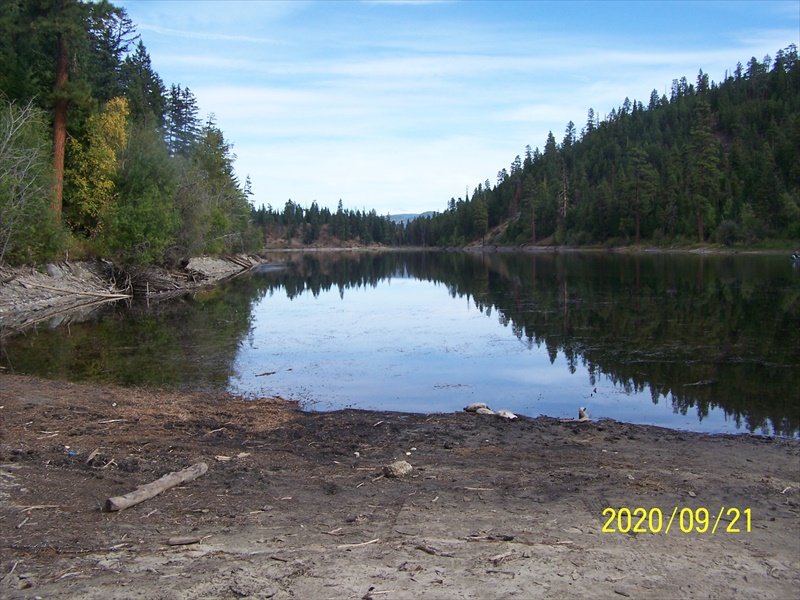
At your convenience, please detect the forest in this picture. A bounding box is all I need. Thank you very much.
[1,0,798,266]
[406,45,800,248]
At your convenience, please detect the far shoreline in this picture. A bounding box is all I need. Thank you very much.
[261,242,799,256]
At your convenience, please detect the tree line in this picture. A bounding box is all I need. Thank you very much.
[0,0,259,265]
[252,199,406,246]
[254,45,799,250]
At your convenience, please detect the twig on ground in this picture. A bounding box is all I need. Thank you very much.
[19,505,60,512]
[337,538,380,549]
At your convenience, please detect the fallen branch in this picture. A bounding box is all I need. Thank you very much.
[488,550,514,566]
[337,538,380,549]
[415,543,438,555]
[19,280,130,299]
[19,504,61,512]
[104,462,208,512]
[166,535,211,546]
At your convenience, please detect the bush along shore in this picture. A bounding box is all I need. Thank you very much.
[0,254,262,337]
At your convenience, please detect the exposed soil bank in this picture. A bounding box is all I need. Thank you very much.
[0,255,261,337]
[1,374,798,599]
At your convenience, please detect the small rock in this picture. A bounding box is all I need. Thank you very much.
[1,573,33,591]
[383,460,413,478]
[96,558,121,571]
[46,264,63,278]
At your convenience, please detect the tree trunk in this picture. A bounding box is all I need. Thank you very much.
[52,28,68,220]
[696,206,705,242]
[634,183,641,245]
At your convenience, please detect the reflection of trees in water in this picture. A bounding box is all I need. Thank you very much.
[0,281,260,390]
[8,251,793,436]
[256,251,799,437]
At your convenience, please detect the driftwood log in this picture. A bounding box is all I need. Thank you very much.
[105,462,208,512]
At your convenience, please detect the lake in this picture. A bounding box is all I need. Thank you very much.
[2,250,798,437]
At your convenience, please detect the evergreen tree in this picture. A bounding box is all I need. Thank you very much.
[101,121,178,264]
[121,41,166,127]
[688,96,720,242]
[165,84,200,157]
[625,146,658,244]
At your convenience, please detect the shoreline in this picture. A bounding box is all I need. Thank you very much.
[0,255,261,338]
[1,246,794,337]
[460,243,797,256]
[1,373,798,599]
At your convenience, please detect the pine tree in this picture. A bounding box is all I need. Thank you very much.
[121,41,166,127]
[626,146,658,244]
[166,84,200,156]
[688,96,720,242]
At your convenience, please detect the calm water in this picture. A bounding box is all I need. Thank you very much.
[2,251,798,437]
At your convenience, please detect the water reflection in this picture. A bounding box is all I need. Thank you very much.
[1,251,798,436]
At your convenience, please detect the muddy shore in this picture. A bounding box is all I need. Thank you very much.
[1,374,798,599]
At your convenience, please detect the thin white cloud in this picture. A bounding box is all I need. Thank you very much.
[137,23,278,44]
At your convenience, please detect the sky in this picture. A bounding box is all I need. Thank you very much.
[117,0,799,216]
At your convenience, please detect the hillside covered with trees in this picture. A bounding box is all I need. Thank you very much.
[1,0,797,265]
[407,45,799,248]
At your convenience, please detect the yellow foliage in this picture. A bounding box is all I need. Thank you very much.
[66,97,129,236]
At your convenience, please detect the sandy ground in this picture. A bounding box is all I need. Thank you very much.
[0,374,798,599]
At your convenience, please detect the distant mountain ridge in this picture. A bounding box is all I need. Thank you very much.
[387,212,437,224]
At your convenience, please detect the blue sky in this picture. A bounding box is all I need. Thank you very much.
[118,0,799,215]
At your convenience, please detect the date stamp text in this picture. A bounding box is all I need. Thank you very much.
[602,507,752,534]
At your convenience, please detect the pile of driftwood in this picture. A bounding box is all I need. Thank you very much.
[124,265,195,300]
[125,255,261,302]
[0,255,262,336]
[0,261,129,336]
